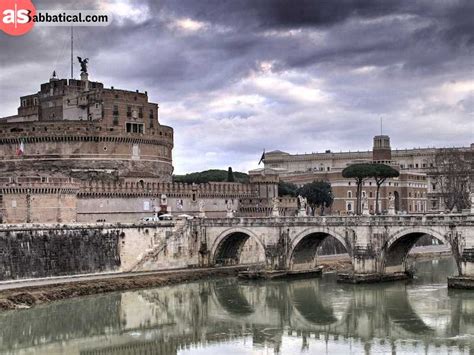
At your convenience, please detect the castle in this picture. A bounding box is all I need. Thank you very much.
[0,70,282,223]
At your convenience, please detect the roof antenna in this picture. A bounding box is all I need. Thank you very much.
[380,117,383,135]
[70,26,74,79]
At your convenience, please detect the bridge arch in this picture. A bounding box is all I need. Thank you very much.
[210,227,265,266]
[382,227,458,274]
[288,228,351,270]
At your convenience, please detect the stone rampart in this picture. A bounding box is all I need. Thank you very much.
[0,222,195,281]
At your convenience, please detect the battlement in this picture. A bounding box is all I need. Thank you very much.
[79,181,254,198]
[0,120,173,143]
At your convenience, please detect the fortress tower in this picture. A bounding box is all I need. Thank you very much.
[0,72,174,183]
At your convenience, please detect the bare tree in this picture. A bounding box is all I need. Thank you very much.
[431,148,473,211]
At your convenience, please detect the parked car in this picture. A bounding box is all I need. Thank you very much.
[177,214,194,220]
[141,215,159,222]
[159,213,173,221]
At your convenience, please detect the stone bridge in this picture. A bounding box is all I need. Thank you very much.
[192,214,474,285]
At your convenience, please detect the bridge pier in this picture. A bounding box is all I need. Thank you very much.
[337,244,411,284]
[448,248,474,289]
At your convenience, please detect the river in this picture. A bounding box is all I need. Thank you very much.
[0,257,472,354]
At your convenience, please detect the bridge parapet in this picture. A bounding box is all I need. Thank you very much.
[194,214,474,228]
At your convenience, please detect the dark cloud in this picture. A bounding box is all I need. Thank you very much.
[0,0,472,173]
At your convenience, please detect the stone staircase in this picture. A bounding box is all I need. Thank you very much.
[131,221,189,272]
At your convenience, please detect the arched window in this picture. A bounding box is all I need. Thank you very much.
[347,191,352,198]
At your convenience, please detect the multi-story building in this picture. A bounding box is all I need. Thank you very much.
[264,135,473,214]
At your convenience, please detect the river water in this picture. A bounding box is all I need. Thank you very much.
[0,258,473,355]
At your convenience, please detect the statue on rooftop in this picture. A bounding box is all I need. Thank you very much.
[77,57,89,74]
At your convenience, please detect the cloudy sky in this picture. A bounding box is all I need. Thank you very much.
[0,0,473,174]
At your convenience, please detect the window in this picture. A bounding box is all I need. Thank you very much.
[127,106,132,117]
[369,192,373,198]
[126,122,144,133]
[347,191,352,198]
[346,202,352,211]
[138,107,143,118]
[113,105,119,115]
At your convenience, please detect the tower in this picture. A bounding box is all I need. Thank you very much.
[372,135,392,162]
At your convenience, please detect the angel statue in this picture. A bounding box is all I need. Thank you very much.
[77,57,89,74]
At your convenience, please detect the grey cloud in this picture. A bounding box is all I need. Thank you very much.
[1,0,472,173]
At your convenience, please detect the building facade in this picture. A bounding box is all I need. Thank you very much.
[264,135,473,214]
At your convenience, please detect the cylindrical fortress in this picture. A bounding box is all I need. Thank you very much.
[0,121,174,182]
[0,76,174,183]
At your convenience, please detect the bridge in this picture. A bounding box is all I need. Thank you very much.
[1,214,473,287]
[191,214,474,286]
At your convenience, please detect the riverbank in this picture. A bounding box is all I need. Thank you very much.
[0,267,244,311]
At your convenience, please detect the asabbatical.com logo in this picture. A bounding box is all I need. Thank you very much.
[0,0,36,36]
[0,0,111,36]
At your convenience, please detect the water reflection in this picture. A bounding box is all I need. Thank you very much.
[0,258,473,354]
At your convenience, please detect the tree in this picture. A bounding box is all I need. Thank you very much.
[298,180,333,216]
[227,167,235,182]
[372,164,399,215]
[342,164,374,215]
[431,148,473,211]
[173,169,249,184]
[278,181,299,197]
